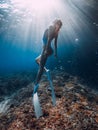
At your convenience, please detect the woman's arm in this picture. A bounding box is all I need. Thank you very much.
[45,26,54,52]
[54,35,58,57]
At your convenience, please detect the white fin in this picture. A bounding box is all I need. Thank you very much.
[33,93,43,119]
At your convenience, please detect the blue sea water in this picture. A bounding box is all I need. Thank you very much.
[0,1,98,119]
[0,0,97,89]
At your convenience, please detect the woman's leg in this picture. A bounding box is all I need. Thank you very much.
[33,46,52,93]
[35,53,48,85]
[35,45,47,65]
[35,55,48,72]
[35,55,41,65]
[35,46,53,84]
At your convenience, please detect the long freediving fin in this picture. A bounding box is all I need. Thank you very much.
[33,84,43,119]
[45,69,56,106]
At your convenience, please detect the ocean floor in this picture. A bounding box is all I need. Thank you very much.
[0,70,98,130]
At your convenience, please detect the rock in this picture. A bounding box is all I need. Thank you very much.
[0,70,98,130]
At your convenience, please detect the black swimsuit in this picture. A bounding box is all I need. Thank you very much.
[42,25,57,56]
[35,26,57,84]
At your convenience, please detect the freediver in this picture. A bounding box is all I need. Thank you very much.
[33,19,62,94]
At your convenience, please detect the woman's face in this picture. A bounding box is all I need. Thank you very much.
[55,24,61,33]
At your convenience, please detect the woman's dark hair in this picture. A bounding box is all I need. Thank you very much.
[53,19,62,28]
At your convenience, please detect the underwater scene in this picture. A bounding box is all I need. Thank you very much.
[0,0,98,129]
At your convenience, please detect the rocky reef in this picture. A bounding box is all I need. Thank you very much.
[0,70,98,130]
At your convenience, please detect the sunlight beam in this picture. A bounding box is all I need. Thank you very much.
[11,0,56,13]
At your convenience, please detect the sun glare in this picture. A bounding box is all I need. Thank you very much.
[11,0,56,13]
[1,0,94,50]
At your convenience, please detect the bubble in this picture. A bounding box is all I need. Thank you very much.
[75,38,79,42]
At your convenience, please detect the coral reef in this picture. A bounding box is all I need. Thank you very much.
[0,70,98,130]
